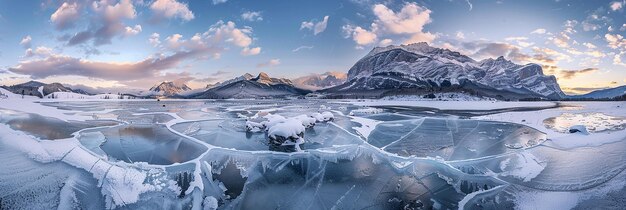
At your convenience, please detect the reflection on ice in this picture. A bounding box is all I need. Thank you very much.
[0,109,117,140]
[81,124,206,165]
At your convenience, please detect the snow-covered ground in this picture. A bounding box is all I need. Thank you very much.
[338,99,557,111]
[475,101,626,149]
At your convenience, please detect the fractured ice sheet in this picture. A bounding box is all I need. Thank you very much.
[1,100,625,210]
[368,118,547,160]
[81,124,207,165]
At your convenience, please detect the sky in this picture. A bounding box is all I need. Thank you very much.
[0,0,625,94]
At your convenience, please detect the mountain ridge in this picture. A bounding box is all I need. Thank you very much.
[323,42,565,100]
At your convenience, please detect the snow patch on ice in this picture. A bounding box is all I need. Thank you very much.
[499,152,545,182]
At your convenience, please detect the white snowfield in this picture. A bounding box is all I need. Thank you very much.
[42,92,136,100]
[339,99,557,111]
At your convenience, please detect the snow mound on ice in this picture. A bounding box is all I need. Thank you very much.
[268,118,306,139]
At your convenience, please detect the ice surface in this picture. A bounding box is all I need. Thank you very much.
[0,99,624,210]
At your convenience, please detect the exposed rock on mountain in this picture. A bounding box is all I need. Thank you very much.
[0,81,85,98]
[293,72,347,90]
[322,42,565,100]
[147,81,192,97]
[191,72,310,99]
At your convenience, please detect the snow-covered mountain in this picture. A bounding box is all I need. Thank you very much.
[146,81,192,97]
[0,81,88,98]
[293,72,347,90]
[323,42,565,100]
[190,72,310,99]
[568,85,626,99]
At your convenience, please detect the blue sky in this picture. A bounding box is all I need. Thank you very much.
[0,0,624,94]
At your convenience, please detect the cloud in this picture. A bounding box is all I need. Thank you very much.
[605,33,626,49]
[583,42,597,49]
[559,68,598,79]
[530,28,546,34]
[562,86,613,95]
[12,21,261,85]
[149,33,161,47]
[240,47,261,56]
[621,24,626,31]
[581,8,612,32]
[610,1,623,11]
[551,32,571,48]
[212,0,228,5]
[155,21,261,55]
[124,25,142,36]
[455,31,465,39]
[66,0,137,46]
[614,51,626,67]
[50,2,80,30]
[241,11,262,21]
[300,16,329,35]
[342,25,377,47]
[342,2,435,48]
[256,59,280,68]
[150,0,194,21]
[505,36,533,48]
[9,50,205,81]
[379,39,393,46]
[442,40,571,67]
[292,45,314,52]
[208,21,254,47]
[20,35,32,49]
[465,0,473,11]
[155,21,260,58]
[165,34,184,50]
[24,46,54,58]
[210,70,230,76]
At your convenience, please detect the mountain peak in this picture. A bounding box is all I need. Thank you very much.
[257,72,270,79]
[16,80,46,87]
[149,81,191,96]
[340,44,565,99]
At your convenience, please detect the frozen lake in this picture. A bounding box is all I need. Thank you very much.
[0,99,625,209]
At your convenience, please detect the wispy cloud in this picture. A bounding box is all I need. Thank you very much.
[256,59,280,68]
[292,45,314,52]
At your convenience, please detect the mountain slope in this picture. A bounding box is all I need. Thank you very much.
[191,72,311,99]
[146,81,192,97]
[322,42,564,100]
[293,72,347,90]
[0,81,85,98]
[568,85,626,99]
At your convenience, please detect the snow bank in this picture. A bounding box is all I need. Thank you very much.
[0,87,39,99]
[341,100,557,111]
[43,92,135,100]
[349,108,383,116]
[382,93,496,101]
